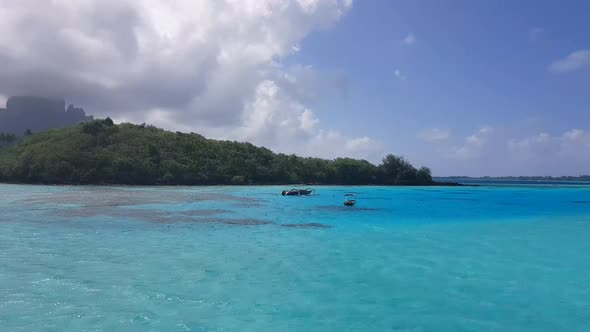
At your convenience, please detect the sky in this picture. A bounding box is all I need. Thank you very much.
[0,0,589,176]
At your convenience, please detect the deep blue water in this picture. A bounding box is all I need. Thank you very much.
[1,184,590,331]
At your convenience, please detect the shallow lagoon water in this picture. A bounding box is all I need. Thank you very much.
[1,184,590,331]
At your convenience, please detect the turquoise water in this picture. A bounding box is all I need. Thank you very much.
[1,184,590,331]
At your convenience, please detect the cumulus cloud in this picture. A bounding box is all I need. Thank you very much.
[417,128,450,143]
[450,126,494,160]
[550,50,590,73]
[227,79,383,159]
[0,0,382,160]
[403,33,416,45]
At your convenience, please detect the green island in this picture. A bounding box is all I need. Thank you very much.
[0,118,442,186]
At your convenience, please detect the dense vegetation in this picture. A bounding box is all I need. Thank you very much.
[0,119,434,185]
[0,133,17,148]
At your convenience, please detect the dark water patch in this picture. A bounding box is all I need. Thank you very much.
[282,223,332,229]
[201,193,261,203]
[174,209,231,217]
[233,202,264,208]
[496,202,520,206]
[20,188,262,211]
[193,217,274,226]
[53,206,173,223]
[223,218,272,225]
[22,188,157,204]
[571,201,590,204]
[54,206,272,226]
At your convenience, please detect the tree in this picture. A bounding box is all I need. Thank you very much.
[416,166,433,184]
[231,175,246,185]
[380,154,416,184]
[0,133,17,144]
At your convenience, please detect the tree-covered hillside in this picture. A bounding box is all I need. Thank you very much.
[0,119,434,185]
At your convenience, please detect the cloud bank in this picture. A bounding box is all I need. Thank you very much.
[0,0,382,161]
[508,129,590,174]
[416,124,590,176]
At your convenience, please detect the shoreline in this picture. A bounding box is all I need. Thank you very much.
[0,181,469,187]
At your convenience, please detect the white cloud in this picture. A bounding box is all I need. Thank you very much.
[508,129,590,171]
[0,0,383,160]
[345,136,375,152]
[394,69,406,80]
[508,132,555,154]
[403,33,416,45]
[0,95,7,108]
[417,128,450,143]
[563,129,587,142]
[450,126,494,160]
[224,79,382,161]
[478,126,493,134]
[414,125,590,176]
[550,50,590,73]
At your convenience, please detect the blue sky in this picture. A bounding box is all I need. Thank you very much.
[289,0,590,176]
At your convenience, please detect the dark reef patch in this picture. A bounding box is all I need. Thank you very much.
[282,223,332,229]
[21,188,261,209]
[194,217,273,226]
[53,206,174,223]
[53,206,271,226]
[174,209,231,217]
[232,202,264,208]
[571,201,590,204]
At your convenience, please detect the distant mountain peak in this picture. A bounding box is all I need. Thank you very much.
[0,96,93,135]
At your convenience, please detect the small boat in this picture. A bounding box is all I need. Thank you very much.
[299,188,314,196]
[282,189,300,196]
[281,188,314,196]
[344,193,356,206]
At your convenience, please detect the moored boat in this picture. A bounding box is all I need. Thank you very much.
[344,193,356,206]
[281,188,314,196]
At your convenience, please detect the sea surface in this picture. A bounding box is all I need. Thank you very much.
[1,183,590,331]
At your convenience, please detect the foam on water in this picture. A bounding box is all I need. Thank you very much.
[1,184,590,331]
